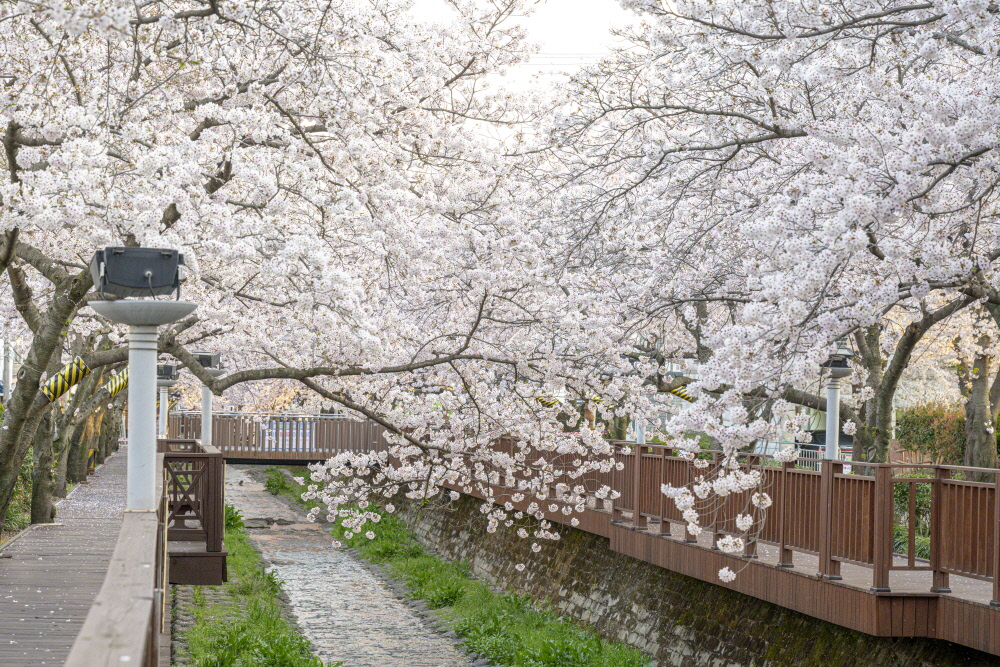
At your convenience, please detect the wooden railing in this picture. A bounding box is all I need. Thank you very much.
[65,440,228,666]
[170,413,1000,601]
[169,412,387,460]
[568,442,1000,599]
[64,455,168,667]
[157,412,1000,656]
[158,438,225,554]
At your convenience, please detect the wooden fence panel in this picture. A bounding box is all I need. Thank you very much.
[939,479,994,579]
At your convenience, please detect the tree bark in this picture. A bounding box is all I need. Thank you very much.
[963,347,998,478]
[29,410,56,523]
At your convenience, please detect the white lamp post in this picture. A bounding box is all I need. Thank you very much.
[89,248,196,512]
[192,352,223,447]
[821,341,854,461]
[157,365,179,437]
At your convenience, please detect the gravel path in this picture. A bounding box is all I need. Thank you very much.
[224,465,480,667]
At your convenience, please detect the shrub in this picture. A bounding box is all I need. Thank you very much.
[264,467,292,495]
[224,504,243,530]
[896,404,966,465]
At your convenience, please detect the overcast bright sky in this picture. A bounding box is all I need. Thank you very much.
[412,0,638,86]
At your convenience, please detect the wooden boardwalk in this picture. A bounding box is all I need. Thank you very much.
[0,449,126,666]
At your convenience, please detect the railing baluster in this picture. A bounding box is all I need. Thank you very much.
[778,461,793,567]
[632,442,645,530]
[817,460,841,579]
[872,465,892,592]
[992,471,1000,607]
[931,467,951,593]
[658,446,667,536]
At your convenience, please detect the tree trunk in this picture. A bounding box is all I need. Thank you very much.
[963,351,998,479]
[612,415,629,440]
[30,411,55,523]
[53,430,71,498]
[67,413,97,485]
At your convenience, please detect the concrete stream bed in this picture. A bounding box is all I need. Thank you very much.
[171,465,485,667]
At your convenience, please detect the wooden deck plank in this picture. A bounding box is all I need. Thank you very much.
[0,450,126,667]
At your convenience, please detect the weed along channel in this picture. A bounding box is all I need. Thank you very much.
[171,464,653,667]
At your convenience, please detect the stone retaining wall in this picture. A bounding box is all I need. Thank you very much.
[399,494,997,667]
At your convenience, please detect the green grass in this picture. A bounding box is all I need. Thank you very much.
[263,466,322,513]
[177,504,333,667]
[264,466,650,667]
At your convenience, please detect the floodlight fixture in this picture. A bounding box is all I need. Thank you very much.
[90,247,184,300]
[191,352,221,369]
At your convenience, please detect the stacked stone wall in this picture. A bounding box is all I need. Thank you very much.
[400,494,996,666]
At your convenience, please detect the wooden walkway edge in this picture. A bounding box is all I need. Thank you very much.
[0,449,126,666]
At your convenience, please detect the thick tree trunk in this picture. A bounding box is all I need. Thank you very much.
[963,352,998,479]
[30,411,55,523]
[67,413,97,485]
[53,437,70,498]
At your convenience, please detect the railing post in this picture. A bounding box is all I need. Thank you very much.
[777,461,793,567]
[871,465,892,592]
[609,443,620,523]
[992,471,1000,607]
[656,446,665,535]
[930,467,951,593]
[817,459,842,579]
[632,441,646,530]
[207,450,224,552]
[706,452,719,548]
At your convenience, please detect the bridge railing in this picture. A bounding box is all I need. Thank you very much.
[445,436,1000,597]
[168,412,387,460]
[183,412,1000,600]
[65,454,168,667]
[594,443,1000,598]
[158,438,225,553]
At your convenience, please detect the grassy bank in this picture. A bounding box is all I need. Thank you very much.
[175,504,331,667]
[265,466,651,667]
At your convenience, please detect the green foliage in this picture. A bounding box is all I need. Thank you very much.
[896,404,967,464]
[450,588,648,667]
[263,466,322,512]
[264,467,294,495]
[181,518,333,667]
[893,523,931,561]
[3,453,32,532]
[224,504,243,530]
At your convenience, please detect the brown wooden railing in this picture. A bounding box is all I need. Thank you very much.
[65,455,168,667]
[65,440,229,666]
[165,413,1000,656]
[158,438,225,554]
[169,412,387,460]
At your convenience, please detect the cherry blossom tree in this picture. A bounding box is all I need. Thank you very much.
[521,0,1000,577]
[547,0,1000,460]
[1,0,616,529]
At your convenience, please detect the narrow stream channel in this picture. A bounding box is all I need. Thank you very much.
[225,465,477,667]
